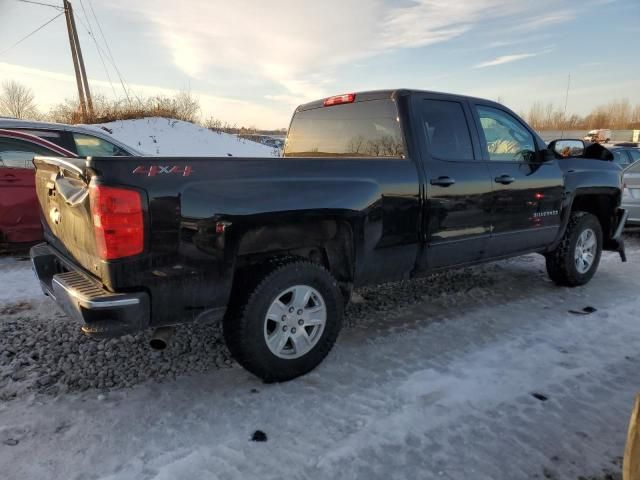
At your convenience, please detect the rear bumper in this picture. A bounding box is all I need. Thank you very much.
[30,243,150,338]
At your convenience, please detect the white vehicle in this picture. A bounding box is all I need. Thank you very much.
[583,129,612,144]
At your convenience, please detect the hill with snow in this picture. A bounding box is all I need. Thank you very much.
[83,117,278,157]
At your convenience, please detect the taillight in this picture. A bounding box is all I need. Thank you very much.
[90,185,144,260]
[323,93,356,107]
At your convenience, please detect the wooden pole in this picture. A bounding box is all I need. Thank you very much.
[67,0,94,118]
[63,0,87,120]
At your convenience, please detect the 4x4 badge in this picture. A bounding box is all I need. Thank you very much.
[132,165,192,177]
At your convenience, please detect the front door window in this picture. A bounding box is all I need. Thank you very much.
[476,106,536,162]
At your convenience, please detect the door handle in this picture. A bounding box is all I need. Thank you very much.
[430,176,456,187]
[494,175,515,185]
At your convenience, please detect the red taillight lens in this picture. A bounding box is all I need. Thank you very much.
[90,185,144,260]
[323,93,356,107]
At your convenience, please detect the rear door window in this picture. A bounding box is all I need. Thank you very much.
[0,137,57,169]
[72,133,128,157]
[284,99,404,158]
[420,99,475,161]
[13,129,75,151]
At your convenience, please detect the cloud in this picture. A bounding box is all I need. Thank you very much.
[102,0,569,100]
[473,52,542,68]
[509,11,574,32]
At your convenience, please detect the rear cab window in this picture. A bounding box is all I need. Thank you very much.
[283,99,404,158]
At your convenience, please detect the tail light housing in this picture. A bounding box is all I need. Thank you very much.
[90,185,144,260]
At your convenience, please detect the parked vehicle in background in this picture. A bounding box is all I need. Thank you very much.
[30,89,627,382]
[583,129,612,144]
[0,129,77,245]
[609,145,640,168]
[623,160,640,227]
[0,118,141,157]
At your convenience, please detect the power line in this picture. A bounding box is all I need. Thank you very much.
[74,12,133,104]
[17,0,63,10]
[76,0,117,97]
[0,12,63,57]
[86,0,131,103]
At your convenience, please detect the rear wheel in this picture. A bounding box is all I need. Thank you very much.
[545,211,603,286]
[223,260,343,382]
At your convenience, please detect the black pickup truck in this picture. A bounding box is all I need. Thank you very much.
[30,89,628,382]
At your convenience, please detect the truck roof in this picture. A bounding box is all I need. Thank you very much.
[296,89,504,112]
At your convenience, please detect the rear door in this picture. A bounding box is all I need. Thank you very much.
[414,94,493,270]
[470,103,563,256]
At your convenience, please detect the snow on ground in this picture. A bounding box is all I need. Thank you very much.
[82,117,278,157]
[0,256,44,304]
[1,237,640,479]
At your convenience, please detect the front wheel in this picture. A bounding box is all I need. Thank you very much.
[545,211,603,286]
[223,260,343,382]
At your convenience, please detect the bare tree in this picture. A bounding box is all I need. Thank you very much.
[525,101,546,130]
[0,80,38,119]
[204,116,223,133]
[173,90,200,123]
[632,104,640,128]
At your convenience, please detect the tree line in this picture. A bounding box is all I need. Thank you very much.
[520,99,640,131]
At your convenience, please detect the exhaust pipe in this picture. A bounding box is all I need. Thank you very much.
[149,327,174,351]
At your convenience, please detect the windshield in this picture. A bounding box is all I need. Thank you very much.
[283,99,404,158]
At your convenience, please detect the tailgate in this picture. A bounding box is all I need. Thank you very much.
[33,156,100,273]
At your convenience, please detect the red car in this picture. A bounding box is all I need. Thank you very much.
[0,129,77,245]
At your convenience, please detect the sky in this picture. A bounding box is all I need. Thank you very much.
[0,0,639,129]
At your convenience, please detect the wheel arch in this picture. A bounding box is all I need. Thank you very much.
[549,187,620,252]
[234,215,359,285]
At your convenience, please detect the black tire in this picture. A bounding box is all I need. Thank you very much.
[223,260,343,382]
[545,211,603,286]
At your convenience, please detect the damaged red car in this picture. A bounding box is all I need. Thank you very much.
[0,129,77,245]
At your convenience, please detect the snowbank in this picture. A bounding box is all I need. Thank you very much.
[83,117,278,157]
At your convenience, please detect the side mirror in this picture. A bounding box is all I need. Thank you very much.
[548,139,585,158]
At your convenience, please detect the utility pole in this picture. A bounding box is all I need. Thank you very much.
[63,0,94,121]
